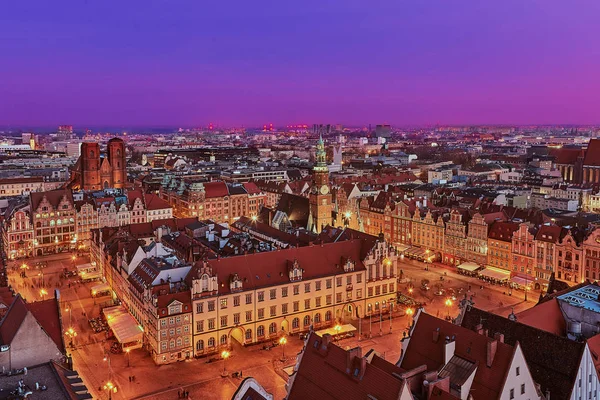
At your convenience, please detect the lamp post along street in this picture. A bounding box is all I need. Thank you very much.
[379,305,382,335]
[279,337,287,361]
[389,303,393,333]
[221,350,230,377]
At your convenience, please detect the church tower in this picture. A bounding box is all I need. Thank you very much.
[107,138,126,188]
[309,134,332,232]
[81,142,101,190]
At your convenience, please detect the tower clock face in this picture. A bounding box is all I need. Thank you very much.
[320,185,330,195]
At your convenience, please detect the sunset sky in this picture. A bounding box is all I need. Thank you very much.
[1,0,599,127]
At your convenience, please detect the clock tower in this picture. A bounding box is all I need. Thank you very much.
[309,134,332,232]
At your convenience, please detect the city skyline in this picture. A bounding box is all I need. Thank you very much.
[2,1,600,127]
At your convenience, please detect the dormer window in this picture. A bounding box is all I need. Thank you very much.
[288,259,303,282]
[230,273,243,292]
[344,258,355,272]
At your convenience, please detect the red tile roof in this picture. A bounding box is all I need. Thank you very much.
[0,295,65,353]
[27,298,65,353]
[0,177,44,184]
[144,193,171,210]
[584,139,600,166]
[287,333,407,400]
[242,182,262,195]
[514,298,566,336]
[188,239,368,295]
[461,306,583,400]
[401,312,514,400]
[0,295,28,346]
[487,221,519,242]
[550,148,585,165]
[535,224,562,243]
[204,181,229,198]
[30,188,74,212]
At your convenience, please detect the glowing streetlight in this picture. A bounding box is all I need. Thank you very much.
[251,215,258,222]
[334,324,342,335]
[279,336,287,360]
[103,382,117,400]
[408,287,413,295]
[221,350,230,377]
[65,327,77,347]
[126,348,130,367]
[344,211,352,219]
[445,298,453,318]
[39,288,48,299]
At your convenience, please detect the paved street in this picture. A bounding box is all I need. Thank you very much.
[7,253,540,400]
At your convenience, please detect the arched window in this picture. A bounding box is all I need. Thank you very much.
[196,340,204,351]
[201,275,209,291]
[220,334,228,345]
[268,322,276,335]
[50,220,55,226]
[177,338,182,347]
[303,316,311,327]
[314,313,321,323]
[257,325,265,337]
[292,318,299,329]
[170,340,175,349]
[208,337,215,347]
[325,311,332,321]
[245,329,252,340]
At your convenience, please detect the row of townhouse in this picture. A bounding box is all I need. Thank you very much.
[158,177,267,222]
[1,188,173,258]
[91,222,400,364]
[355,190,600,287]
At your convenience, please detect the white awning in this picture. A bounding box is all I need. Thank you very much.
[510,276,533,287]
[315,324,356,337]
[91,283,111,294]
[457,262,481,272]
[395,243,410,252]
[76,263,95,272]
[478,267,511,281]
[102,306,143,348]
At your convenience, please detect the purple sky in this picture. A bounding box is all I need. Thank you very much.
[1,1,599,127]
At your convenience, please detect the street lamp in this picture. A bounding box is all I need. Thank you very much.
[445,298,453,318]
[334,324,342,335]
[103,382,117,400]
[65,327,77,347]
[389,302,394,333]
[408,287,413,295]
[126,348,130,367]
[39,288,48,300]
[65,303,72,327]
[279,336,287,361]
[221,350,230,377]
[251,215,258,222]
[406,307,414,330]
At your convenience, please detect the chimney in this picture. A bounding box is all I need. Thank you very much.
[493,332,504,343]
[444,337,455,365]
[346,347,362,373]
[475,323,484,335]
[432,328,440,343]
[486,339,498,367]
